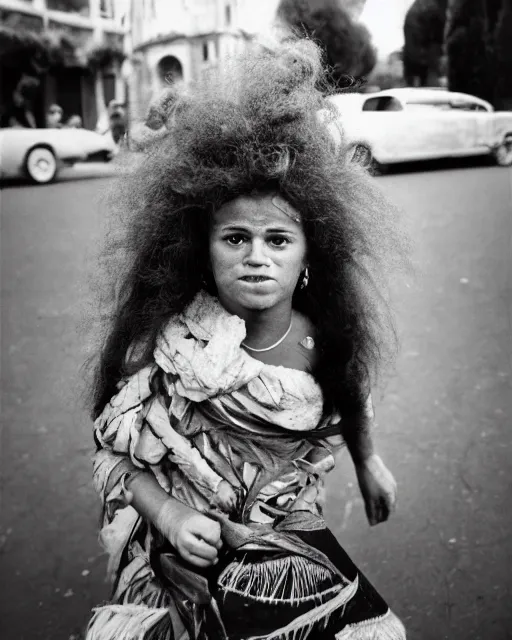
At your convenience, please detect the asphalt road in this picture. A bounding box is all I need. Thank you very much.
[1,161,511,640]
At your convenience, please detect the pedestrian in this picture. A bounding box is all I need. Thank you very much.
[107,99,126,145]
[85,37,408,640]
[46,103,63,128]
[1,80,37,129]
[66,114,83,128]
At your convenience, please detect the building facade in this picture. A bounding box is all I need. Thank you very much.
[125,0,253,122]
[0,0,126,129]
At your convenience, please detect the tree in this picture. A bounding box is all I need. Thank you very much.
[445,0,497,103]
[0,26,51,76]
[277,0,377,89]
[403,0,448,86]
[493,1,512,109]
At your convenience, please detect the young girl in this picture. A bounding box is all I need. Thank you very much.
[86,37,407,640]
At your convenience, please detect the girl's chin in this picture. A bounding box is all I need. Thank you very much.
[237,293,277,310]
[223,288,284,312]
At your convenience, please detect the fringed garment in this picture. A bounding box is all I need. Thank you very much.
[87,291,406,640]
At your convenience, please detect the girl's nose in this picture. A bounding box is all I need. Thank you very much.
[244,239,271,266]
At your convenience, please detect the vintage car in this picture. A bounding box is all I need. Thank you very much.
[327,88,512,169]
[0,126,116,184]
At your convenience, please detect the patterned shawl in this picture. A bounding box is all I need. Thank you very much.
[87,292,406,640]
[94,290,343,524]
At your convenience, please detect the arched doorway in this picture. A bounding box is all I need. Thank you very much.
[157,55,183,86]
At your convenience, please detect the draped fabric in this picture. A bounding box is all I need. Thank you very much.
[86,292,406,640]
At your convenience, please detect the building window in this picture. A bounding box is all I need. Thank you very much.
[225,4,231,26]
[202,42,208,62]
[157,56,184,85]
[100,0,114,19]
[46,0,90,17]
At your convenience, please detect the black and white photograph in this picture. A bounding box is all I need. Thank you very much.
[1,1,511,639]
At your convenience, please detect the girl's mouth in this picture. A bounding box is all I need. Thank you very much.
[240,276,272,283]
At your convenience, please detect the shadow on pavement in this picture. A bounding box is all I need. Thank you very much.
[376,154,496,176]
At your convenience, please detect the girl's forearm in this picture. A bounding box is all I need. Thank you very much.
[125,470,197,531]
[342,420,375,465]
[341,394,376,466]
[125,471,173,524]
[126,471,203,547]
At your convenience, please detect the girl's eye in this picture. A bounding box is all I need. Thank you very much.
[269,236,289,247]
[225,234,245,246]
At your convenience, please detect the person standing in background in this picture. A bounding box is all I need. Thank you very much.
[46,104,63,128]
[108,99,127,145]
[0,77,38,129]
[66,114,83,128]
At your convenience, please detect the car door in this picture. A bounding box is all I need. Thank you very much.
[358,96,409,162]
[407,98,491,157]
[436,100,479,154]
[360,95,447,162]
[399,99,475,160]
[450,99,494,153]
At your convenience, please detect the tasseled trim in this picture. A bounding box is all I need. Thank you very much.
[85,604,173,640]
[334,609,407,639]
[246,575,359,640]
[219,554,340,604]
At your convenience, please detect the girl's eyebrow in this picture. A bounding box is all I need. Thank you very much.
[218,224,296,234]
[217,225,249,231]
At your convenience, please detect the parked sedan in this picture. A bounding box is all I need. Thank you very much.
[328,88,512,169]
[0,127,117,184]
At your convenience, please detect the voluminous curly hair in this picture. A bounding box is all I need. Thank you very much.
[89,36,408,421]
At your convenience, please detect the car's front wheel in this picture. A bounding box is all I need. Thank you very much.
[494,133,512,167]
[24,146,58,184]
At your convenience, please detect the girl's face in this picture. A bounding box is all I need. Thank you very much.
[209,194,307,315]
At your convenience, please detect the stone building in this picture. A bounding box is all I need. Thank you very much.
[0,0,126,129]
[124,0,254,122]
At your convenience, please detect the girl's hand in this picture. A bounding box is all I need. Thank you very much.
[355,454,397,526]
[155,499,223,568]
[209,480,238,513]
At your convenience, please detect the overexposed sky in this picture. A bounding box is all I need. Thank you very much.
[359,0,415,54]
[240,0,415,55]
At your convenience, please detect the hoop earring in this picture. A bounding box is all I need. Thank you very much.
[300,267,309,289]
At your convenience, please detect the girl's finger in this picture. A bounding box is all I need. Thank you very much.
[212,537,223,550]
[194,521,222,547]
[386,491,397,513]
[366,502,377,526]
[382,496,394,520]
[187,536,219,560]
[182,549,216,569]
